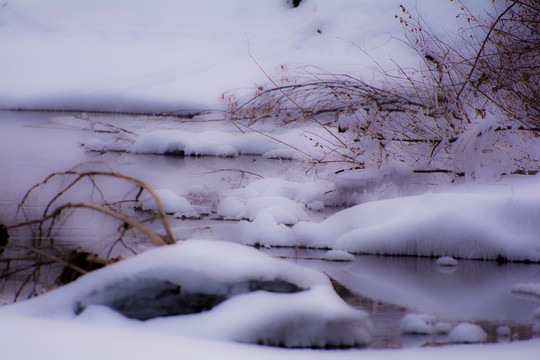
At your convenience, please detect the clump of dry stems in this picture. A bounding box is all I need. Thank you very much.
[1,162,177,301]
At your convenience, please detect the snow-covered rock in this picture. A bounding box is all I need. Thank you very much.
[136,189,198,218]
[448,323,487,344]
[0,240,371,348]
[436,256,458,266]
[218,195,308,225]
[321,250,355,262]
[400,313,434,335]
[239,212,294,247]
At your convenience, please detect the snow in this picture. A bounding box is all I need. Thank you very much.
[1,0,539,357]
[0,240,371,348]
[137,189,197,217]
[239,212,294,247]
[448,323,487,344]
[294,184,540,262]
[2,315,540,360]
[400,314,434,335]
[0,0,475,114]
[321,250,355,262]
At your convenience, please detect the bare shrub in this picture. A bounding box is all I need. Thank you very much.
[223,1,539,180]
[1,162,177,301]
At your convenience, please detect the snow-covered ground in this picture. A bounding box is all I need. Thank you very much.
[0,0,489,114]
[1,0,539,357]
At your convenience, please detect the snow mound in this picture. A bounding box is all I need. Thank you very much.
[0,240,371,348]
[321,250,355,262]
[218,195,308,225]
[132,130,239,157]
[400,313,434,335]
[239,212,294,247]
[436,256,458,266]
[448,323,487,344]
[136,189,198,218]
[227,177,331,206]
[131,128,328,159]
[294,188,540,262]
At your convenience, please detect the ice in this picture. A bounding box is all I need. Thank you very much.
[448,323,487,344]
[0,240,371,348]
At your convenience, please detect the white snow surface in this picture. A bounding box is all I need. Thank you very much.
[1,315,538,360]
[0,240,371,348]
[0,0,483,113]
[400,313,434,335]
[138,189,197,217]
[131,127,330,159]
[293,182,540,262]
[448,323,487,344]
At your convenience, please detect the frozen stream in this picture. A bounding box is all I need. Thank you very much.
[1,110,539,349]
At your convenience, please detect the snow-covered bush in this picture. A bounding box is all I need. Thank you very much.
[223,0,539,183]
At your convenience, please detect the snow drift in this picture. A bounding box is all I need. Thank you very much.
[294,187,540,262]
[0,240,371,348]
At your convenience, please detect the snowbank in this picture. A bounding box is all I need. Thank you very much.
[0,0,478,113]
[0,240,371,348]
[294,185,540,262]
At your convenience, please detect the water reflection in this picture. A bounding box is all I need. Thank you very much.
[259,247,540,347]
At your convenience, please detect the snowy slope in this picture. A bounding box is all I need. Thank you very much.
[0,0,486,113]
